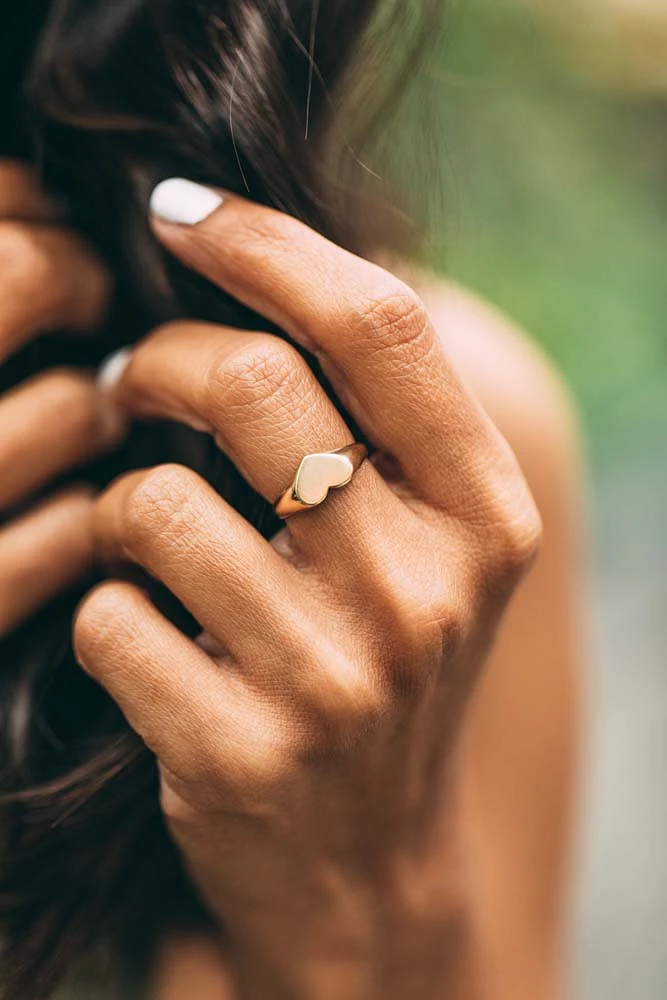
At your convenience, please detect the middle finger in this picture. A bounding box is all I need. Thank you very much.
[151,187,513,516]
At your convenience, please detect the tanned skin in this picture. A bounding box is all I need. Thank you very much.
[0,164,582,1000]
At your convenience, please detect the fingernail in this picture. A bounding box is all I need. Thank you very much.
[149,178,223,225]
[95,349,130,441]
[97,347,132,393]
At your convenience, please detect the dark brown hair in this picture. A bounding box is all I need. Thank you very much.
[0,2,436,997]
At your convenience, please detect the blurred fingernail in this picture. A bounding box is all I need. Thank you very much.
[150,178,223,225]
[97,347,132,392]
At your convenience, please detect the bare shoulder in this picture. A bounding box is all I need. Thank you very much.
[412,273,584,999]
[413,273,583,498]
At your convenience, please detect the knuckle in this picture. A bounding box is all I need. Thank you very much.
[315,671,390,738]
[501,499,543,575]
[372,580,463,691]
[349,277,431,356]
[486,478,543,581]
[207,336,305,421]
[74,581,143,675]
[122,464,199,547]
[400,589,463,647]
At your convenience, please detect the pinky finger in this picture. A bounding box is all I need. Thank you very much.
[74,583,284,793]
[73,581,231,780]
[0,487,96,637]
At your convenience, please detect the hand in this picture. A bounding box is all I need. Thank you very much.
[0,161,121,637]
[74,183,541,999]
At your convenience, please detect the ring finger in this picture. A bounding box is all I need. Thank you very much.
[99,322,405,564]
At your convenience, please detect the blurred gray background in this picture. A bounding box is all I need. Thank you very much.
[411,0,667,995]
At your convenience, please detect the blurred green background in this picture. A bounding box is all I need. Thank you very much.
[405,0,667,996]
[413,0,667,443]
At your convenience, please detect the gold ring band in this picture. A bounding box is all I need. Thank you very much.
[274,444,368,519]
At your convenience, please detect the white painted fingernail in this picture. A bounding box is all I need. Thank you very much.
[97,348,132,392]
[150,178,223,225]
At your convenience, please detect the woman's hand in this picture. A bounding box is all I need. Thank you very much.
[0,162,121,636]
[75,181,542,999]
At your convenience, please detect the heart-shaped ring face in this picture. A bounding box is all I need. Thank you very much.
[293,452,355,506]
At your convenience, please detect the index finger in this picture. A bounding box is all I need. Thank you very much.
[149,180,515,512]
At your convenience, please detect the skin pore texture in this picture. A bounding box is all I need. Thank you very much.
[0,164,583,1000]
[151,279,583,1000]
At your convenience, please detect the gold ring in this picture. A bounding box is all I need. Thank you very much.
[274,444,368,519]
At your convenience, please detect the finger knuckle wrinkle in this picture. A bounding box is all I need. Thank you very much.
[210,338,303,417]
[123,464,198,543]
[354,281,429,354]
